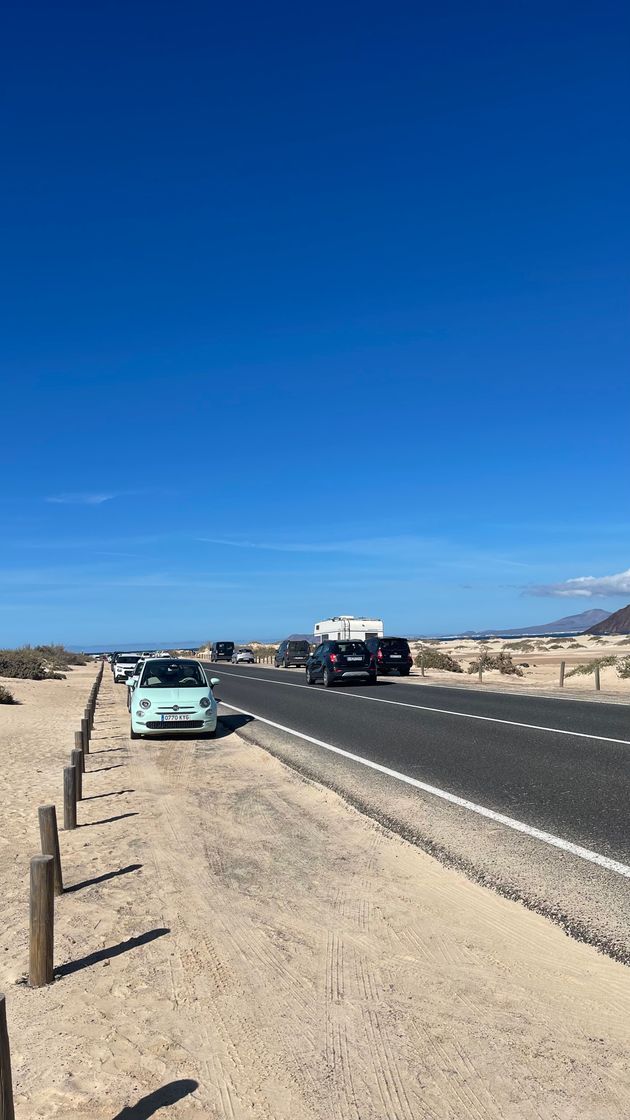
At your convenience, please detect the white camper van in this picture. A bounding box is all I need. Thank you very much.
[314,616,384,644]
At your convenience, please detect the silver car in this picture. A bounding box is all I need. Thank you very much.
[232,647,255,664]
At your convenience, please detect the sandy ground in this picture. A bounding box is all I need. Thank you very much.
[2,667,630,1118]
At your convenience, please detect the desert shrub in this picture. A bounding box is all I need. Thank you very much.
[34,644,88,670]
[0,684,16,704]
[566,656,618,679]
[415,646,463,672]
[0,648,47,679]
[504,640,534,652]
[469,651,523,676]
[617,656,630,679]
[254,645,279,660]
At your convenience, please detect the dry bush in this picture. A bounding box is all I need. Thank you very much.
[469,650,523,676]
[566,656,618,678]
[0,684,16,704]
[415,646,463,672]
[0,648,47,679]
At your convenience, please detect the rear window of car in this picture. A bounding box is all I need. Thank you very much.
[140,660,206,688]
[118,654,140,664]
[288,641,309,652]
[215,643,233,652]
[334,642,366,654]
[380,638,410,652]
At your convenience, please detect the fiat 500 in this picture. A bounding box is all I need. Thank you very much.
[129,658,219,739]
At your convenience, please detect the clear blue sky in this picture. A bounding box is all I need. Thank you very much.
[1,1,629,646]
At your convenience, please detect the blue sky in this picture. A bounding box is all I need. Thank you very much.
[1,1,629,646]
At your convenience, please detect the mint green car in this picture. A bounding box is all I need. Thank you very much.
[129,658,219,739]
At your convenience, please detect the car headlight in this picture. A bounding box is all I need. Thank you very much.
[140,699,151,710]
[199,696,211,708]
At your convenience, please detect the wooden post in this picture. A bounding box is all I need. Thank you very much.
[74,730,84,759]
[38,805,63,895]
[63,767,77,830]
[29,855,54,987]
[420,651,425,677]
[71,750,83,800]
[0,993,15,1120]
[595,664,601,691]
[81,717,90,754]
[559,660,565,688]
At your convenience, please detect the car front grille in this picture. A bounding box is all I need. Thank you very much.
[145,720,204,730]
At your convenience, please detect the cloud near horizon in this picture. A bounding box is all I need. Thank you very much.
[527,568,630,599]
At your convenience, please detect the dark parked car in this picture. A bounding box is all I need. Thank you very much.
[275,639,311,668]
[211,641,235,661]
[365,636,413,675]
[306,640,376,687]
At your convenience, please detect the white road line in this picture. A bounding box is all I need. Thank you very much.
[210,668,630,746]
[219,700,630,880]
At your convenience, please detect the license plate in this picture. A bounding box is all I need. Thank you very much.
[161,714,191,722]
[390,654,401,659]
[347,656,363,662]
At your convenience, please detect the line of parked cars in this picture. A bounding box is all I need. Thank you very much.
[207,633,413,686]
[110,651,220,740]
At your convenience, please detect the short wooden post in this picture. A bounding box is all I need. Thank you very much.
[71,750,83,800]
[63,766,77,830]
[0,993,15,1120]
[81,717,90,754]
[29,855,54,987]
[420,651,425,677]
[38,805,63,895]
[478,660,483,683]
[559,660,565,688]
[594,664,601,691]
[74,729,84,757]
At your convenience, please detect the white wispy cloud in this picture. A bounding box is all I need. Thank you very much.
[46,492,118,505]
[527,568,630,599]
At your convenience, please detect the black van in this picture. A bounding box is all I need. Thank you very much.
[275,639,311,668]
[211,641,235,661]
[365,636,413,675]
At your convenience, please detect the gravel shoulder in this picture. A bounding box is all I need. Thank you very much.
[2,669,630,1118]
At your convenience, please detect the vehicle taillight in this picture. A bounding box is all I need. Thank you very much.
[329,653,337,663]
[377,649,383,660]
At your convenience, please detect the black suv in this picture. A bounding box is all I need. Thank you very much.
[365,636,413,675]
[211,641,235,661]
[275,639,311,668]
[306,640,376,687]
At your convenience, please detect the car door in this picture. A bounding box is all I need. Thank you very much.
[312,643,326,680]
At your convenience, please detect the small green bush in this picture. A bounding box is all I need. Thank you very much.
[566,656,618,679]
[504,640,534,652]
[415,646,463,672]
[469,651,523,676]
[35,644,88,669]
[617,656,630,679]
[0,684,16,704]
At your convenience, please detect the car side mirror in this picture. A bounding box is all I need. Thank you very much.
[210,677,220,687]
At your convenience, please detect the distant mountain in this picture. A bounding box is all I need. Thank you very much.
[476,608,612,638]
[586,603,630,635]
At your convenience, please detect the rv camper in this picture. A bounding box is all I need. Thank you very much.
[313,616,384,644]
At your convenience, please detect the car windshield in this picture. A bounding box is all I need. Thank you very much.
[335,642,366,654]
[288,642,309,652]
[239,648,253,653]
[140,660,206,688]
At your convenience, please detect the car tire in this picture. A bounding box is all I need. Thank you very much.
[400,669,411,676]
[306,666,313,685]
[367,673,377,686]
[323,667,333,688]
[283,659,289,669]
[130,725,140,740]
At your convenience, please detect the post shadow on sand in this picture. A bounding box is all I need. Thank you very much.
[55,927,169,978]
[83,788,135,801]
[112,1079,198,1118]
[88,762,124,773]
[80,811,138,828]
[64,862,142,893]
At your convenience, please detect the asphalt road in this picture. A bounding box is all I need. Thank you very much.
[204,661,630,866]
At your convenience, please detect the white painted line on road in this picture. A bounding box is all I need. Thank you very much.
[211,669,630,746]
[220,701,630,880]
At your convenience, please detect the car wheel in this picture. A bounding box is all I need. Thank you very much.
[323,666,333,688]
[400,669,411,676]
[306,666,313,685]
[367,673,377,686]
[130,725,140,740]
[284,659,289,669]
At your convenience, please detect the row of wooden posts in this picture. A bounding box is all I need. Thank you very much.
[0,660,104,1120]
